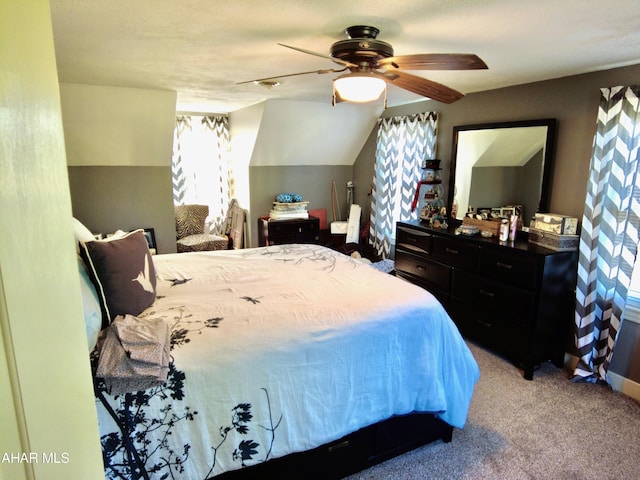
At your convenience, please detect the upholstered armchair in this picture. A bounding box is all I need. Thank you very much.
[174,201,246,253]
[175,204,229,253]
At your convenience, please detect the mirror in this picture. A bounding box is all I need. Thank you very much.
[447,118,556,229]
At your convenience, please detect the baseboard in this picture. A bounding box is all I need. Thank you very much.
[607,371,640,402]
[565,353,640,402]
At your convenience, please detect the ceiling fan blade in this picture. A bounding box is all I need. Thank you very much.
[376,70,464,104]
[277,43,359,68]
[237,67,347,85]
[379,53,488,71]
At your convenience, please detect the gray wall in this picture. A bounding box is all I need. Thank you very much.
[353,62,640,384]
[68,166,177,254]
[248,165,353,247]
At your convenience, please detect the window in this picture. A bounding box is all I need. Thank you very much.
[171,115,231,233]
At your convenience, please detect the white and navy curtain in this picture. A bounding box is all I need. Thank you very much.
[574,86,640,383]
[171,114,232,234]
[370,112,438,258]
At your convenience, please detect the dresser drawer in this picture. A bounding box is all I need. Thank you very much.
[431,236,478,270]
[270,220,318,235]
[265,217,319,244]
[394,250,451,292]
[478,247,539,289]
[452,270,535,323]
[450,301,531,355]
[395,271,450,310]
[396,225,432,255]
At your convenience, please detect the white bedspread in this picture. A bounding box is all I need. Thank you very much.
[96,244,479,479]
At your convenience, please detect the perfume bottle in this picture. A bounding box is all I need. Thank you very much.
[499,218,509,242]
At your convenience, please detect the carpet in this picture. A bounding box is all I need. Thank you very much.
[346,342,640,480]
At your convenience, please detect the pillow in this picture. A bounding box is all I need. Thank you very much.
[80,230,157,328]
[73,217,95,251]
[77,257,102,351]
[175,204,209,239]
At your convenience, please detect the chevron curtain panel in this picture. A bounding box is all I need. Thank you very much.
[574,85,640,383]
[172,115,191,205]
[370,112,438,258]
[171,115,232,234]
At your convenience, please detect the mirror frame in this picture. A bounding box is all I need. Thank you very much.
[447,118,557,226]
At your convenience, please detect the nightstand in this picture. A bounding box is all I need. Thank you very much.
[258,216,320,246]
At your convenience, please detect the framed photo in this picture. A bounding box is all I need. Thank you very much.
[477,207,493,219]
[143,228,157,253]
[500,207,516,218]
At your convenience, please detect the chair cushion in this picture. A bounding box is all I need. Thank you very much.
[175,204,209,239]
[177,233,229,253]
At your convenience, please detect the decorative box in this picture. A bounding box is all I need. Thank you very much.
[528,228,579,251]
[533,213,578,235]
[462,216,501,237]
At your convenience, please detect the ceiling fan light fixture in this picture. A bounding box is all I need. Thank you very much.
[333,73,386,103]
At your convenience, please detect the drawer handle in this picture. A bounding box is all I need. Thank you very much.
[416,264,426,271]
[445,248,459,255]
[479,289,495,298]
[496,261,513,270]
[477,319,493,328]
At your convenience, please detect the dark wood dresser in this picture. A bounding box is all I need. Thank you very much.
[394,221,578,379]
[258,216,320,246]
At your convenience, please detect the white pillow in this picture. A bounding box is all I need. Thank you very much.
[73,217,95,249]
[77,257,102,351]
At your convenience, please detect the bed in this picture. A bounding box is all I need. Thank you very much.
[75,224,479,480]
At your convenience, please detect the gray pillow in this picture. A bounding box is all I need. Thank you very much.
[80,230,156,328]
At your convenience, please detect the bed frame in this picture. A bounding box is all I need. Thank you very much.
[214,412,453,479]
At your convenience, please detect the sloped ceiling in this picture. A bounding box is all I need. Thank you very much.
[248,99,382,166]
[50,0,640,114]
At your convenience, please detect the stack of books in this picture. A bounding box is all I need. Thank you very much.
[269,201,310,220]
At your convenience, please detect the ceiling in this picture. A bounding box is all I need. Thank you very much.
[50,0,640,114]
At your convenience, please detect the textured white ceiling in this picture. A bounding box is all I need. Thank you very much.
[50,0,640,113]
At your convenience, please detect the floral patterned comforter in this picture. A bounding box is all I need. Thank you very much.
[95,244,479,479]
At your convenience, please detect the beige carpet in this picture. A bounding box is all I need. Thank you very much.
[347,342,640,480]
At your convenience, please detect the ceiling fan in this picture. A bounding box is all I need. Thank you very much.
[238,25,488,105]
